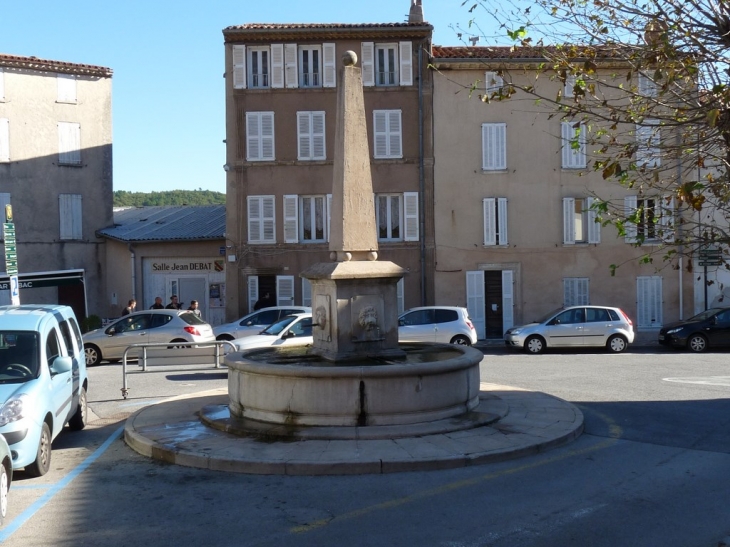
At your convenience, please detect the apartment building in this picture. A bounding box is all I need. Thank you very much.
[430,46,692,338]
[0,54,113,320]
[222,6,435,320]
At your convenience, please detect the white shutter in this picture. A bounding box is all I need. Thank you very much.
[577,278,589,304]
[361,42,375,86]
[636,120,660,168]
[388,110,402,158]
[466,271,485,339]
[563,197,576,244]
[326,194,332,241]
[277,276,295,306]
[564,73,575,98]
[302,278,312,307]
[562,122,586,169]
[248,196,275,243]
[564,278,589,306]
[58,122,80,165]
[485,71,503,93]
[502,270,514,333]
[270,44,284,88]
[248,196,262,242]
[373,110,388,157]
[586,197,601,244]
[483,198,496,246]
[397,278,405,314]
[284,44,298,88]
[260,112,275,160]
[323,43,336,87]
[638,73,657,97]
[637,276,662,328]
[312,111,325,160]
[283,194,299,243]
[246,112,260,160]
[248,276,259,313]
[297,112,311,160]
[497,197,508,245]
[0,118,9,163]
[262,195,275,242]
[563,278,575,307]
[232,45,246,89]
[398,41,413,86]
[481,123,506,170]
[57,74,77,103]
[624,196,638,243]
[59,194,82,240]
[403,192,419,241]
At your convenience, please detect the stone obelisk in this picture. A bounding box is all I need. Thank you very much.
[301,51,406,362]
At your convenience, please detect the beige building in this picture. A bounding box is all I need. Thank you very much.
[0,54,113,320]
[222,6,435,320]
[430,46,692,339]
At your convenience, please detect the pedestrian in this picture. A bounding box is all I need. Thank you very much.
[187,300,202,318]
[121,299,136,316]
[254,292,274,310]
[166,295,182,310]
[150,296,164,309]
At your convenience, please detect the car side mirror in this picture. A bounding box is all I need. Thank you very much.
[51,355,73,374]
[107,326,116,335]
[246,320,254,326]
[398,319,405,326]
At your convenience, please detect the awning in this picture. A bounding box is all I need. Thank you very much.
[0,269,85,291]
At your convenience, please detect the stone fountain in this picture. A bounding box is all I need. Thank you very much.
[224,52,484,435]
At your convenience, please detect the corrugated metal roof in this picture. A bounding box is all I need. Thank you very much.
[97,206,225,243]
[0,53,113,77]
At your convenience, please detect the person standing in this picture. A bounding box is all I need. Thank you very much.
[150,297,164,309]
[121,299,136,316]
[187,300,202,318]
[166,295,182,310]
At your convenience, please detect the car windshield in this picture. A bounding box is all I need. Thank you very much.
[179,311,207,325]
[536,308,565,324]
[0,331,40,384]
[686,309,725,322]
[261,315,298,336]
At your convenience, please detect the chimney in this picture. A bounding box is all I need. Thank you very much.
[408,0,424,23]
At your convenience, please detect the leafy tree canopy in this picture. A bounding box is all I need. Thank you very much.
[113,189,225,207]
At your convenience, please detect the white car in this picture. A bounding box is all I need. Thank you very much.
[398,306,478,345]
[214,306,311,341]
[233,313,313,351]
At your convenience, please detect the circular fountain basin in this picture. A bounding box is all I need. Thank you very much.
[225,343,484,428]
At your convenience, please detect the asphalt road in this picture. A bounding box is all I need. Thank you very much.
[2,347,730,547]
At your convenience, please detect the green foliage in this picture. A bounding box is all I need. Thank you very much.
[113,189,225,207]
[80,314,102,333]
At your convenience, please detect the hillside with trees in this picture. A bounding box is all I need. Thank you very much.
[113,189,225,207]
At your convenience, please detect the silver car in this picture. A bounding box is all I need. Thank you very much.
[504,305,635,354]
[398,306,478,345]
[83,310,215,365]
[233,313,314,351]
[214,306,311,341]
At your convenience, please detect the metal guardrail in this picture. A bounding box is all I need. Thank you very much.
[121,341,235,399]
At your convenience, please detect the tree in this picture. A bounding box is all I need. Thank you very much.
[454,0,730,273]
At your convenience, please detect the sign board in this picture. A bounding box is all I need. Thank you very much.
[8,275,19,305]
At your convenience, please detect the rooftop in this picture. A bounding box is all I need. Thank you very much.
[97,206,225,243]
[0,53,113,77]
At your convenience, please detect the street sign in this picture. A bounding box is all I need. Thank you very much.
[698,248,723,267]
[9,275,19,305]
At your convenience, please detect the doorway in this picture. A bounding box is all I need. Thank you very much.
[484,271,503,339]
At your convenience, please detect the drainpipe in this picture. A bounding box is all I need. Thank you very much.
[128,243,136,301]
[417,39,426,305]
[676,128,683,320]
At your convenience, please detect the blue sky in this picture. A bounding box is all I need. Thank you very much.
[3,0,482,193]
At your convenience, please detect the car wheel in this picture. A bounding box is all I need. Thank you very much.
[450,335,472,346]
[216,334,234,341]
[0,462,8,524]
[68,386,87,431]
[25,422,51,477]
[687,334,708,353]
[524,335,545,354]
[607,335,628,353]
[84,345,101,366]
[168,339,189,349]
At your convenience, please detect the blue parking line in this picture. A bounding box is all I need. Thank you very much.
[0,425,124,542]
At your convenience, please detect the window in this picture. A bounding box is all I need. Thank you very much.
[373,110,402,159]
[0,118,8,163]
[361,42,412,87]
[564,73,576,98]
[59,194,82,240]
[246,112,275,161]
[247,195,276,244]
[624,195,675,244]
[561,121,586,169]
[45,329,62,368]
[563,197,600,244]
[638,73,657,97]
[299,45,321,87]
[482,123,507,170]
[485,71,504,94]
[483,197,508,246]
[297,111,325,160]
[57,74,77,103]
[375,192,419,242]
[564,278,589,307]
[248,46,270,88]
[636,119,660,168]
[283,194,332,244]
[302,278,312,307]
[58,122,81,165]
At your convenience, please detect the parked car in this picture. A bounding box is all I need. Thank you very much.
[658,307,730,352]
[0,305,88,477]
[214,306,311,341]
[398,306,478,345]
[233,313,314,351]
[83,309,216,366]
[504,305,635,354]
[0,433,11,524]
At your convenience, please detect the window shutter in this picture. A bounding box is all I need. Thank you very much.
[502,270,514,333]
[403,191,419,241]
[564,278,575,307]
[58,122,81,165]
[481,123,506,170]
[246,112,260,160]
[398,41,413,86]
[262,196,275,242]
[497,197,508,245]
[248,196,262,242]
[638,73,657,97]
[586,197,601,244]
[302,278,312,307]
[389,110,402,158]
[624,196,638,243]
[563,197,576,244]
[248,276,259,313]
[564,73,575,98]
[326,193,332,241]
[561,121,586,169]
[637,276,662,328]
[297,112,311,160]
[232,45,246,89]
[260,112,275,160]
[0,118,9,163]
[485,71,503,93]
[361,42,375,86]
[283,44,298,88]
[248,196,276,243]
[57,74,77,103]
[59,194,82,240]
[373,110,388,157]
[323,43,336,87]
[277,276,295,306]
[636,120,660,168]
[483,198,496,246]
[466,270,485,339]
[283,194,299,243]
[270,44,284,88]
[397,278,405,314]
[577,278,589,304]
[659,194,676,243]
[312,111,325,160]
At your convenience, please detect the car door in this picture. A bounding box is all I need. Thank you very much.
[581,307,613,347]
[543,308,585,347]
[147,313,175,344]
[104,314,152,359]
[399,309,436,342]
[433,308,459,343]
[236,309,281,338]
[706,309,730,347]
[279,317,314,347]
[46,327,73,438]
